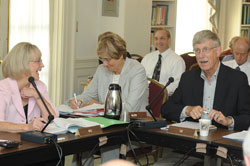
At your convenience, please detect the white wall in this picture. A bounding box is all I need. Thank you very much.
[75,0,99,59]
[123,0,151,56]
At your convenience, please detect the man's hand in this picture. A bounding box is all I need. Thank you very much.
[209,109,232,126]
[185,106,205,119]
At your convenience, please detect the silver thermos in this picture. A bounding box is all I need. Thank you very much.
[104,84,122,120]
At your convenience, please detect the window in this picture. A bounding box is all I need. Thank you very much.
[9,0,49,85]
[175,0,211,54]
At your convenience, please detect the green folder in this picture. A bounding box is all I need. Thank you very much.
[84,117,129,128]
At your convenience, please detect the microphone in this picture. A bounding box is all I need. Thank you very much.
[140,77,174,128]
[28,76,54,132]
[21,77,57,144]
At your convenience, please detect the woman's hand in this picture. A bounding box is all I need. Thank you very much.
[21,87,38,99]
[27,117,47,131]
[69,99,83,109]
[83,100,102,106]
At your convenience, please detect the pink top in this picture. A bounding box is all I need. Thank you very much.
[0,78,58,124]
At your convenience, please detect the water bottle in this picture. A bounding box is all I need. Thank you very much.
[120,103,129,122]
[104,84,122,120]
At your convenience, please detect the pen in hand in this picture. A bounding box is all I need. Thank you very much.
[73,92,79,109]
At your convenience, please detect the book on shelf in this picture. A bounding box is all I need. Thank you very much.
[151,4,169,26]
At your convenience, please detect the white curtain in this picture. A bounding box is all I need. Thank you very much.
[208,0,220,34]
[49,0,75,106]
[175,0,211,54]
[9,0,49,86]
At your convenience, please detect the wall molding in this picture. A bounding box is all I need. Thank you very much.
[74,57,99,94]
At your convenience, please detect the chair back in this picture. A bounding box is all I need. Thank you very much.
[219,49,232,61]
[147,78,168,118]
[180,52,196,71]
[189,63,199,70]
[130,54,143,63]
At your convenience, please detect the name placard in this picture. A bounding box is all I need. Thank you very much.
[75,125,103,137]
[129,112,147,119]
[168,126,197,137]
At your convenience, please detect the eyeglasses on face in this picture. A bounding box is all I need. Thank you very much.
[99,57,112,63]
[30,59,43,64]
[193,47,217,55]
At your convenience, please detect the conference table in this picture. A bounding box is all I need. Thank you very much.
[0,125,128,166]
[132,126,243,165]
[0,121,244,166]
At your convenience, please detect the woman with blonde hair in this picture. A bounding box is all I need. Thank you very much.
[0,42,58,133]
[69,32,148,165]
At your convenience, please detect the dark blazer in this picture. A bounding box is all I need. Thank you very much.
[161,63,250,131]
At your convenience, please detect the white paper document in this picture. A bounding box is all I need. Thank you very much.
[45,117,103,134]
[222,130,248,142]
[57,103,104,113]
[166,121,217,130]
[169,121,200,130]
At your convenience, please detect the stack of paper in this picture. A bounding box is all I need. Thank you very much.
[57,104,104,117]
[222,130,248,142]
[45,117,103,134]
[168,121,217,130]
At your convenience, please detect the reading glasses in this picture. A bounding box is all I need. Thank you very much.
[193,47,217,55]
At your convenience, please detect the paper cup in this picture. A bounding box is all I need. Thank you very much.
[199,119,211,137]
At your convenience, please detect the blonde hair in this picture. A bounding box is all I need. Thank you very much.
[97,32,127,59]
[2,42,41,80]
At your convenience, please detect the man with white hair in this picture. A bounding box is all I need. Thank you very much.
[223,37,250,85]
[243,128,250,166]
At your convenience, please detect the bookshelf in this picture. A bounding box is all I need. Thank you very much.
[241,0,250,38]
[150,0,177,52]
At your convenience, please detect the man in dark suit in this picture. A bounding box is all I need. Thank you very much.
[161,30,250,131]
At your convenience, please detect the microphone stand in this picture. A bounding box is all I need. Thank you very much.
[139,78,174,128]
[28,77,54,132]
[35,87,54,133]
[20,77,57,144]
[146,82,170,122]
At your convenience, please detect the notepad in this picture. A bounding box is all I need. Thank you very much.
[45,117,103,134]
[57,103,104,113]
[57,104,104,117]
[167,121,217,130]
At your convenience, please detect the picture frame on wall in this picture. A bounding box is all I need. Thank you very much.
[102,0,119,17]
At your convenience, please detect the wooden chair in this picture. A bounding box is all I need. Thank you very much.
[126,78,167,165]
[189,63,199,70]
[147,78,168,118]
[219,49,233,61]
[130,54,143,63]
[180,52,196,71]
